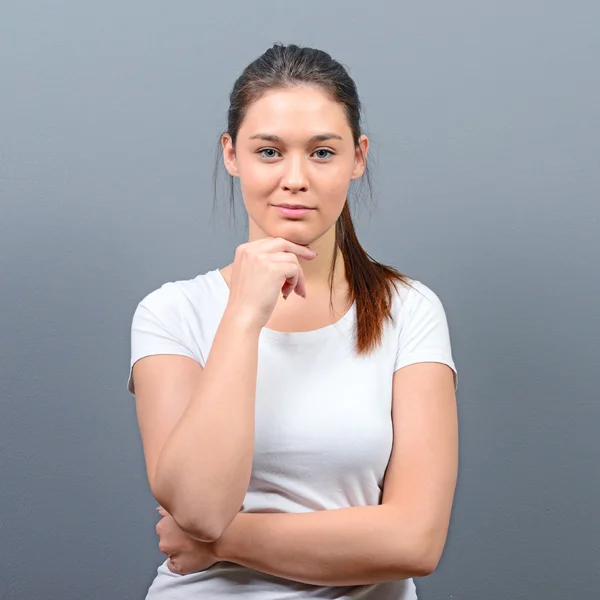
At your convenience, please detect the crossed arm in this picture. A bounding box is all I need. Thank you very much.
[183,362,459,587]
[215,504,436,586]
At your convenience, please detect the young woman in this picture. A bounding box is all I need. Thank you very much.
[128,43,459,600]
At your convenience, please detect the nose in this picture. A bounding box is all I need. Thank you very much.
[282,155,308,193]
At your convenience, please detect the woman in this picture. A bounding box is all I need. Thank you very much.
[128,43,459,600]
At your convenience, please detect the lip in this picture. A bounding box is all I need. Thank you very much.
[273,204,314,218]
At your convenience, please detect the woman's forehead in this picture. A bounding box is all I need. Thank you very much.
[240,88,349,139]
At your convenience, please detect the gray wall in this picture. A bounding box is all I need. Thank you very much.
[1,1,598,599]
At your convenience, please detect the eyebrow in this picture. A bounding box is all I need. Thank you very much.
[248,133,344,143]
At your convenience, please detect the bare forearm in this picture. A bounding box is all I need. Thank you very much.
[215,506,431,586]
[154,308,260,540]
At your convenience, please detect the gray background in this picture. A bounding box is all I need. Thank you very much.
[1,1,598,598]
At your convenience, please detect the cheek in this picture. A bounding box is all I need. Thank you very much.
[319,158,353,186]
[238,165,278,198]
[316,165,352,204]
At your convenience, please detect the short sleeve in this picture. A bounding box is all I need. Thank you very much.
[127,288,198,396]
[394,281,458,391]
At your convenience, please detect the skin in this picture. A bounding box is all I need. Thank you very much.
[157,84,370,572]
[153,86,458,583]
[219,86,369,330]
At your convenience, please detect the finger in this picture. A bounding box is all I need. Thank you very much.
[262,237,318,260]
[269,254,306,299]
[293,266,306,298]
[283,272,305,299]
[167,557,178,573]
[293,276,307,299]
[281,279,294,299]
[288,266,306,299]
[281,264,303,300]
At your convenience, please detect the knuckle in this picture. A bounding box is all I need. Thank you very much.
[158,541,168,553]
[169,559,182,574]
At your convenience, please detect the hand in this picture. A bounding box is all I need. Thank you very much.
[156,506,218,575]
[227,237,318,330]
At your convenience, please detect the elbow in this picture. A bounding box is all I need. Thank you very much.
[150,460,244,543]
[151,483,226,543]
[389,532,444,578]
[177,515,225,543]
[176,500,246,543]
[409,554,439,578]
[408,538,444,577]
[160,499,226,542]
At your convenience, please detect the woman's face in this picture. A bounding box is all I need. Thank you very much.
[222,86,368,246]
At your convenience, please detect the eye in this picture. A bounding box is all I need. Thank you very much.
[256,148,335,161]
[258,148,281,159]
[312,148,335,160]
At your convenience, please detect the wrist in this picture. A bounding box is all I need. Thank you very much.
[221,304,263,337]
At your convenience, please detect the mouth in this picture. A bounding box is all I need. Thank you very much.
[272,204,315,218]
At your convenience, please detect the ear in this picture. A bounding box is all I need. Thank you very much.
[222,133,239,177]
[351,134,369,180]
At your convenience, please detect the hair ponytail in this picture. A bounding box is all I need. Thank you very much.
[334,202,411,354]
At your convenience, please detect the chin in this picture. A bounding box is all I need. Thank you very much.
[268,224,316,246]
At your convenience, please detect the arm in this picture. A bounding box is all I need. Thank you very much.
[134,305,261,542]
[216,506,424,586]
[214,362,459,586]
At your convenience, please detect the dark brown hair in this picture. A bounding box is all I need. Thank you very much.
[214,43,413,354]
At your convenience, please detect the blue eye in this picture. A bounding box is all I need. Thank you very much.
[313,149,334,160]
[259,148,280,159]
[257,148,335,160]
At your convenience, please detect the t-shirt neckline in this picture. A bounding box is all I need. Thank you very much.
[210,268,356,345]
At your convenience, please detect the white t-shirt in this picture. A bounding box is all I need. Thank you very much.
[128,268,458,600]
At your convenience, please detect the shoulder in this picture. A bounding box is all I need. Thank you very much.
[130,270,226,346]
[389,275,457,387]
[128,270,224,378]
[391,276,448,318]
[389,276,454,344]
[134,269,220,320]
